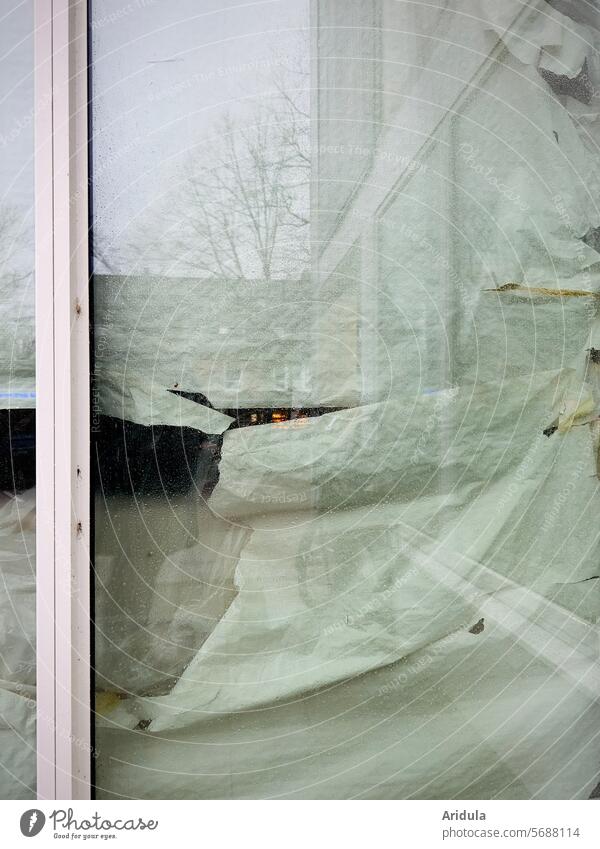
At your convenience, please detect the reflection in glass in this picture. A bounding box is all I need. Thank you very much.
[0,0,36,799]
[92,1,600,799]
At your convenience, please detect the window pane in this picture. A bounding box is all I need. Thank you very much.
[91,0,600,799]
[0,0,36,799]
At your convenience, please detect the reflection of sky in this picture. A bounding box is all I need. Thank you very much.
[91,0,309,273]
[0,0,34,273]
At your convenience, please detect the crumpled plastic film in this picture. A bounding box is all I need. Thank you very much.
[98,376,234,434]
[0,282,35,411]
[95,370,600,797]
[477,0,590,75]
[94,0,600,800]
[0,688,36,798]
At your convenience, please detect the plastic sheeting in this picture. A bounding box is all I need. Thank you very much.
[93,274,318,415]
[94,494,249,695]
[0,489,36,798]
[93,0,600,800]
[92,0,600,417]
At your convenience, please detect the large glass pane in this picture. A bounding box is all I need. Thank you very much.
[91,0,600,799]
[0,0,36,799]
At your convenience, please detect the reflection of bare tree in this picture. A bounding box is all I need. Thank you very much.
[125,80,310,280]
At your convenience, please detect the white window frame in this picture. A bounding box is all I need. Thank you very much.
[35,0,91,800]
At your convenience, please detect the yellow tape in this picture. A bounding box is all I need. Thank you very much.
[484,282,600,298]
